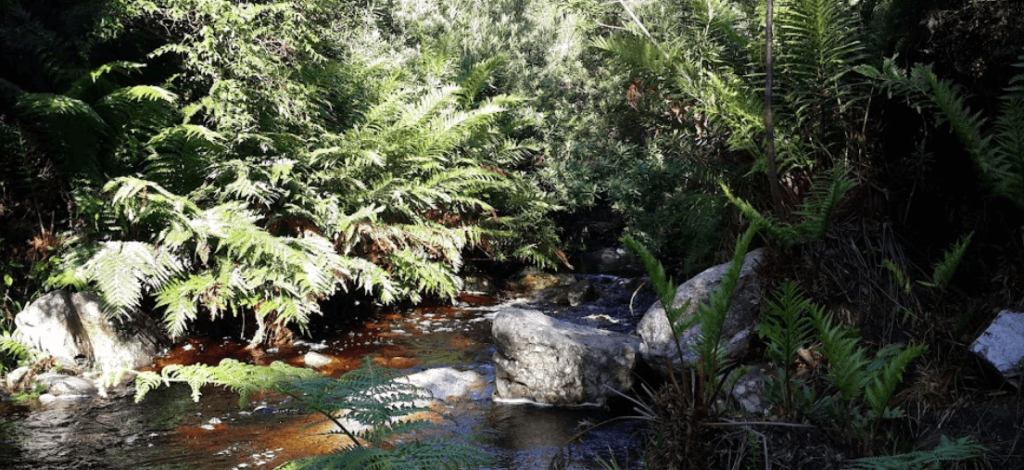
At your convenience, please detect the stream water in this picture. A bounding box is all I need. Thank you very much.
[0,274,655,470]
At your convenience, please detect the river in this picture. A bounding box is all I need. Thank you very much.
[0,274,655,469]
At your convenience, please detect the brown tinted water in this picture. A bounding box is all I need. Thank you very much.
[0,275,653,469]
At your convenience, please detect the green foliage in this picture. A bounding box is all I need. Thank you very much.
[135,358,488,470]
[854,435,986,470]
[757,280,817,416]
[624,222,761,402]
[927,232,973,290]
[0,329,32,377]
[759,281,928,438]
[722,163,858,246]
[859,56,1024,208]
[9,0,563,343]
[759,280,928,440]
[692,222,761,383]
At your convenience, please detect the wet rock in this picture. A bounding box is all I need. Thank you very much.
[637,248,764,378]
[970,310,1024,384]
[303,351,333,368]
[398,367,486,401]
[38,393,57,404]
[567,279,598,306]
[580,247,638,274]
[14,290,170,371]
[35,373,98,396]
[492,307,640,406]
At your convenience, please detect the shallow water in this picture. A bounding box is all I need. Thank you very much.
[0,274,655,470]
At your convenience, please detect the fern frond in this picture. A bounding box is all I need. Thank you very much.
[759,280,815,367]
[692,222,761,377]
[792,163,858,240]
[928,232,973,290]
[54,241,184,317]
[864,343,927,417]
[808,304,869,402]
[855,435,985,470]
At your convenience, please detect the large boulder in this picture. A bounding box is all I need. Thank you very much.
[15,290,169,371]
[637,248,764,377]
[492,307,640,406]
[970,310,1024,385]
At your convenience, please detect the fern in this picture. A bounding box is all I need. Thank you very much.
[759,281,815,370]
[854,435,985,470]
[864,343,927,417]
[692,222,761,382]
[807,302,869,403]
[928,232,973,290]
[859,56,1024,208]
[0,330,32,376]
[722,163,857,247]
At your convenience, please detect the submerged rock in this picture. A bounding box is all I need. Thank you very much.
[15,290,169,372]
[34,373,98,396]
[637,248,764,378]
[303,351,333,368]
[970,310,1024,385]
[492,307,639,406]
[398,367,486,401]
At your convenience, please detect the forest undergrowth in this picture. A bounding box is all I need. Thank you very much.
[2,0,1024,468]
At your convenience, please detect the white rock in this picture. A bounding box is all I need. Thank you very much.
[970,310,1024,382]
[398,368,485,401]
[303,352,333,368]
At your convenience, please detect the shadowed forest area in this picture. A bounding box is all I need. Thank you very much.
[1,0,1023,468]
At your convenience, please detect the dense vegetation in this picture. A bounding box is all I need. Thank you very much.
[1,0,1023,468]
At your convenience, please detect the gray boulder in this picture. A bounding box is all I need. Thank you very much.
[35,373,98,396]
[637,248,764,377]
[15,290,169,372]
[970,310,1024,385]
[492,307,640,406]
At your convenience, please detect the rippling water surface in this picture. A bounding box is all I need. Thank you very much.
[0,274,655,469]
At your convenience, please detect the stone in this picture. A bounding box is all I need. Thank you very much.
[580,247,638,274]
[727,365,772,416]
[970,310,1024,384]
[492,307,640,406]
[637,248,764,378]
[304,351,333,368]
[38,393,57,404]
[567,279,598,306]
[35,373,98,396]
[398,367,486,401]
[15,290,169,372]
[6,366,31,391]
